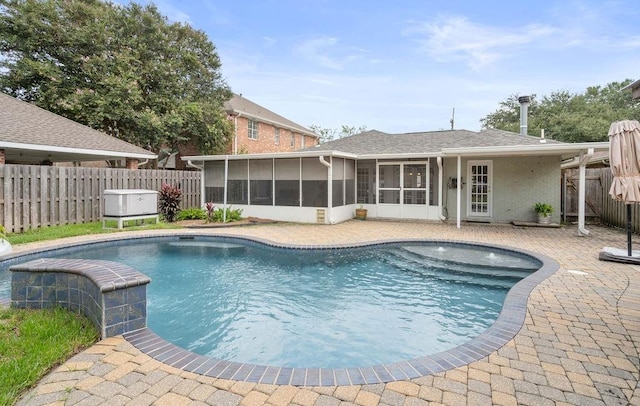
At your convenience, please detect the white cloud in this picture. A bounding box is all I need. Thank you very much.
[262,37,277,47]
[405,16,555,70]
[295,36,344,70]
[294,36,371,70]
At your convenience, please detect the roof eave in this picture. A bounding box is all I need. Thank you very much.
[441,142,610,157]
[182,150,357,161]
[0,141,157,160]
[621,79,640,92]
[357,152,441,160]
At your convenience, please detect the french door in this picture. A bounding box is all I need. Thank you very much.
[467,160,492,217]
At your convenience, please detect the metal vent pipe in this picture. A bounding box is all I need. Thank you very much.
[518,95,531,136]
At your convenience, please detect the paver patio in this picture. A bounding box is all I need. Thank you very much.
[6,220,640,405]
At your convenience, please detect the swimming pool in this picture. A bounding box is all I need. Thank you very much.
[0,235,545,371]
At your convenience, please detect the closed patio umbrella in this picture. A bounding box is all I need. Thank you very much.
[606,119,640,258]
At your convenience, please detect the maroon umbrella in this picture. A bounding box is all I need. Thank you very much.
[608,119,640,256]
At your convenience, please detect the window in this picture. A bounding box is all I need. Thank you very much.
[378,164,400,204]
[228,160,248,204]
[204,161,225,203]
[274,128,280,145]
[403,164,427,205]
[332,158,344,207]
[290,133,296,148]
[302,157,327,207]
[248,120,258,140]
[357,160,376,204]
[275,158,300,206]
[250,160,273,205]
[301,136,306,148]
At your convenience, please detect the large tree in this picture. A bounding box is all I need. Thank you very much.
[481,80,640,143]
[0,0,233,161]
[309,124,367,144]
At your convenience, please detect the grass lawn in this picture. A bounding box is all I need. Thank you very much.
[5,220,180,246]
[0,220,181,405]
[0,307,98,405]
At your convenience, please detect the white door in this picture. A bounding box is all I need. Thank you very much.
[467,160,492,217]
[376,162,429,219]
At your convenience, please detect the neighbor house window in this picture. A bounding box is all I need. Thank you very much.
[274,128,280,145]
[290,133,296,148]
[301,136,306,148]
[248,120,258,140]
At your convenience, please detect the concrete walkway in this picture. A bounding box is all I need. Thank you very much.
[10,221,640,405]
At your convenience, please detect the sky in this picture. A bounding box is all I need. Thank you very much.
[132,0,639,134]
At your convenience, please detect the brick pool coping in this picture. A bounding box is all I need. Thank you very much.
[10,258,150,338]
[1,233,559,386]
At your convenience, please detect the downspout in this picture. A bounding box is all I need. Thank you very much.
[577,148,594,236]
[456,155,462,229]
[223,156,229,223]
[186,160,205,208]
[319,156,333,224]
[437,157,447,221]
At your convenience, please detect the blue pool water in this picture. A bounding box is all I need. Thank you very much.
[0,237,540,368]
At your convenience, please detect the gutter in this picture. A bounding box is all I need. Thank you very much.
[187,160,206,208]
[318,156,334,224]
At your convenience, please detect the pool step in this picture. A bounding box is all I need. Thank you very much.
[381,251,527,289]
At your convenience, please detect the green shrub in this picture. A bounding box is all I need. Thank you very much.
[159,184,182,222]
[211,207,243,223]
[176,207,206,221]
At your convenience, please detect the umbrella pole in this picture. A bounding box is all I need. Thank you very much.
[628,204,633,257]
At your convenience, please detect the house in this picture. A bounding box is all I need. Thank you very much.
[168,94,319,170]
[0,92,156,168]
[225,94,319,154]
[621,79,640,100]
[182,127,609,229]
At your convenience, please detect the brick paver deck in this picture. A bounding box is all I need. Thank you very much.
[8,221,640,405]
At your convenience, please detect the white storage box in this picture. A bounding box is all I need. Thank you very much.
[104,189,158,216]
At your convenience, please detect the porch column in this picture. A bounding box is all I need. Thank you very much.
[578,148,594,236]
[223,156,229,223]
[456,155,462,229]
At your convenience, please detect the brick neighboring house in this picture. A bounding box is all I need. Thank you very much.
[166,94,320,170]
[225,94,319,155]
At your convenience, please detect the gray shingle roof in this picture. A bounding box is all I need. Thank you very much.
[0,92,155,160]
[225,94,318,138]
[304,128,563,155]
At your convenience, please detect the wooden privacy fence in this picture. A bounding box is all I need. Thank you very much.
[0,164,201,233]
[564,167,640,234]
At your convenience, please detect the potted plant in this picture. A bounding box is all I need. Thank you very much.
[355,204,368,220]
[534,202,554,224]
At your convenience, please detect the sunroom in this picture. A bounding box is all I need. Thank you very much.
[185,151,444,224]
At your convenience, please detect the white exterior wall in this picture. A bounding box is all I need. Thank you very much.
[222,204,355,224]
[200,154,563,225]
[441,155,561,224]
